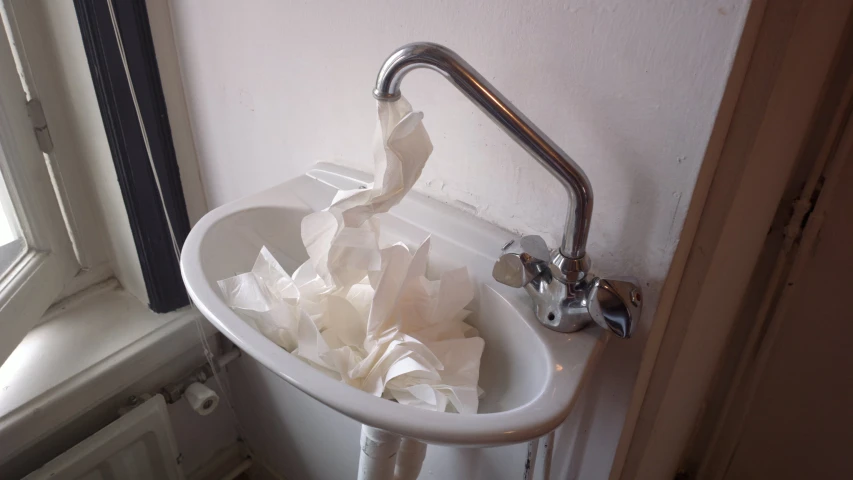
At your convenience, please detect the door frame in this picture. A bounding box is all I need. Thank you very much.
[611,1,853,478]
[694,54,853,480]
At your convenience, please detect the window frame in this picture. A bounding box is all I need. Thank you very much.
[1,0,116,298]
[73,0,191,313]
[0,0,196,367]
[0,24,78,365]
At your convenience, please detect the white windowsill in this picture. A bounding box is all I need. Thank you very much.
[0,279,215,463]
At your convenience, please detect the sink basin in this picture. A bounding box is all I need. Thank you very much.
[180,163,605,446]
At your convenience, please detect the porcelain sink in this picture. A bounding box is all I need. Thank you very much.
[180,163,605,446]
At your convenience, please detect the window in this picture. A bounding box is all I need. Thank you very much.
[0,164,25,274]
[0,0,194,367]
[0,21,78,364]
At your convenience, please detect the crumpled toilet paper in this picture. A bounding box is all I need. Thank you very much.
[218,97,485,414]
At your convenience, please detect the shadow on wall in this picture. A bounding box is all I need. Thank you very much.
[225,355,530,479]
[544,102,666,479]
[556,358,605,480]
[572,97,665,339]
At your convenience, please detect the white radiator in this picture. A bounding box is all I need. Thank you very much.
[24,394,184,480]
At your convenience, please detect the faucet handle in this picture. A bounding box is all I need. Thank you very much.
[516,235,550,261]
[492,235,552,288]
[588,277,642,338]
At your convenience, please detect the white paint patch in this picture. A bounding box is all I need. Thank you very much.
[166,0,749,477]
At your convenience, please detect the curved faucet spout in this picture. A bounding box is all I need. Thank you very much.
[373,42,593,260]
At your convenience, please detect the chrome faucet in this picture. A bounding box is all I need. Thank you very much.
[373,42,641,338]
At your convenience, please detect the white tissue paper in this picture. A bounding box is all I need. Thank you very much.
[218,97,485,414]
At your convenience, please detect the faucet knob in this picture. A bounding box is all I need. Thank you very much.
[492,235,551,288]
[515,235,551,261]
[588,277,642,338]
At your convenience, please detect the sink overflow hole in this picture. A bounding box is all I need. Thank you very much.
[547,312,555,321]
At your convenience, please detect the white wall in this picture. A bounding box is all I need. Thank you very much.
[167,0,749,478]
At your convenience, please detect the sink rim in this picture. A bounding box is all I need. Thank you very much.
[180,163,605,446]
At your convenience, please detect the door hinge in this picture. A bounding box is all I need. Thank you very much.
[26,98,54,154]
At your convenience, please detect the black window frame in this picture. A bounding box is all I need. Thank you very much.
[74,0,190,313]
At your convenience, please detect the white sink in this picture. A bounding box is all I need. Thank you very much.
[180,163,605,446]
